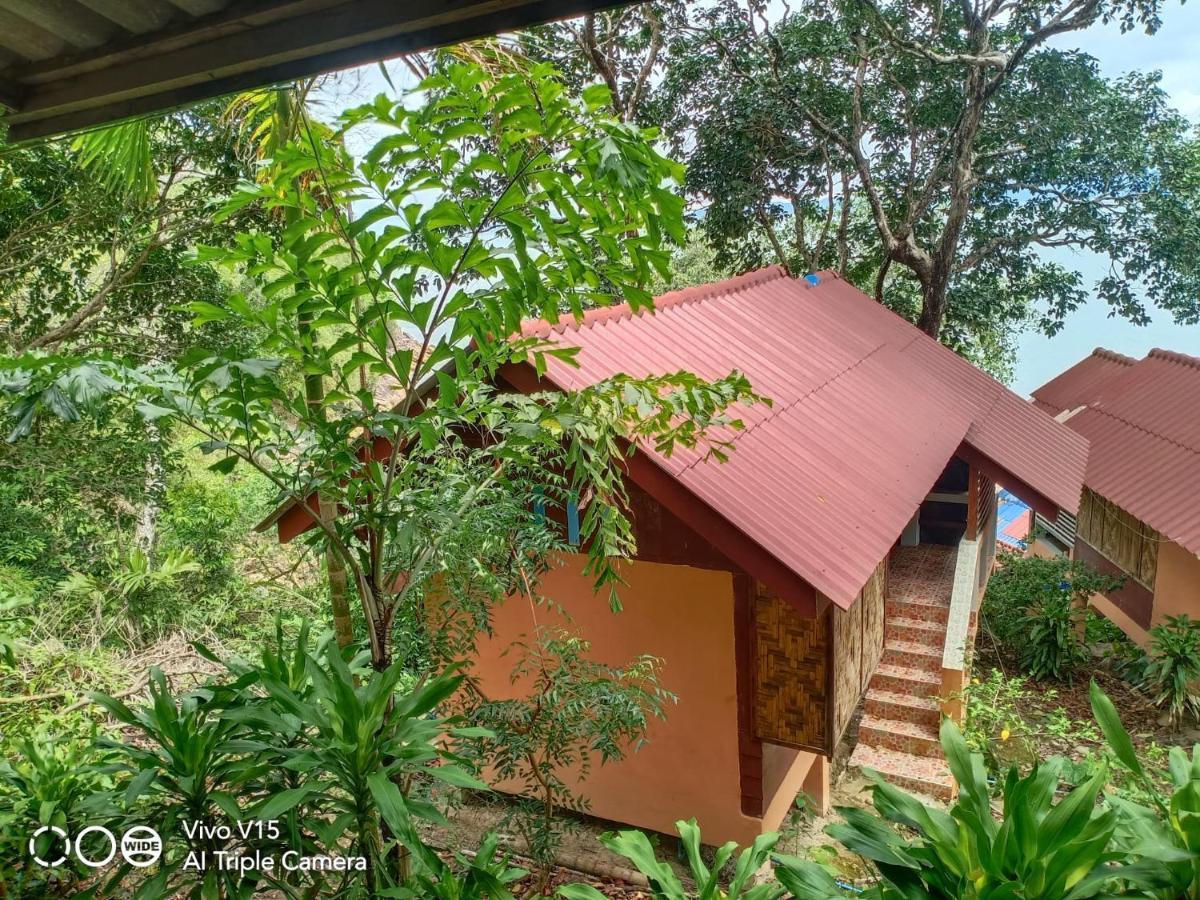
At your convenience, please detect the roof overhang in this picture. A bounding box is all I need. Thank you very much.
[0,0,634,143]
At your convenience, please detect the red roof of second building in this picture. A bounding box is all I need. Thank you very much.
[520,267,1088,608]
[1030,347,1138,416]
[1039,348,1200,556]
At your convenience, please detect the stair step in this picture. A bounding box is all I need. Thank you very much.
[849,743,955,801]
[870,663,942,699]
[883,639,943,674]
[865,688,942,730]
[859,713,944,757]
[886,598,949,625]
[886,616,947,646]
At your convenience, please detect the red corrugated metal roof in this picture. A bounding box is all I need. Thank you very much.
[521,267,1088,608]
[1030,347,1137,416]
[1046,349,1200,556]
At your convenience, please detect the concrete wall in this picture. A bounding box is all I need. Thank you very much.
[469,551,819,845]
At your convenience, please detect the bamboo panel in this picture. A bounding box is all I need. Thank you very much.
[753,590,828,752]
[1101,496,1123,561]
[1076,489,1096,544]
[832,597,862,741]
[1138,523,1159,588]
[860,561,886,693]
[1078,488,1158,590]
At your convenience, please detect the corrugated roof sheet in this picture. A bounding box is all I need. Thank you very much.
[521,267,1088,608]
[1042,349,1200,556]
[1030,347,1137,416]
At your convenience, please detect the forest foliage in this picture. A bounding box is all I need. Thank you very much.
[0,0,1197,895]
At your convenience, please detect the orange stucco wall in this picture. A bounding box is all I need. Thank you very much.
[470,552,818,845]
[1151,541,1200,626]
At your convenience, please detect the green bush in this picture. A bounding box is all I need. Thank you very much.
[983,553,1123,682]
[86,620,488,898]
[0,729,121,897]
[1140,614,1200,727]
[558,818,789,900]
[780,714,1158,899]
[1091,681,1200,899]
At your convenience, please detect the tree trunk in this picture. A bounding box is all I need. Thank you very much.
[320,490,354,649]
[916,266,950,339]
[298,325,356,651]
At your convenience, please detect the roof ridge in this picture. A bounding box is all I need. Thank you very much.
[519,265,791,338]
[1148,347,1200,369]
[1092,347,1139,366]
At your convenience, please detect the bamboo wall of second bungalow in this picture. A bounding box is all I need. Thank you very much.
[1076,488,1160,589]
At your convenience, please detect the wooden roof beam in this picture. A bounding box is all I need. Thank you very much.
[1,0,633,143]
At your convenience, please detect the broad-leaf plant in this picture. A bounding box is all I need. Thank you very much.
[2,59,759,673]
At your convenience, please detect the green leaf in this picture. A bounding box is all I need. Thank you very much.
[1090,680,1145,780]
[253,785,320,820]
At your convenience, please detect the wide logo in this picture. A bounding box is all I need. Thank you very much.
[29,825,162,869]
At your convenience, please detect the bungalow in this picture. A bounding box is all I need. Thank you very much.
[1029,348,1200,645]
[266,267,1087,844]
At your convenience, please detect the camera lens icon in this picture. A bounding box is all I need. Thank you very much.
[120,826,162,868]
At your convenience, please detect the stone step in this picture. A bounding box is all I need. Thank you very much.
[886,598,949,625]
[870,663,942,699]
[885,616,947,647]
[883,639,943,674]
[849,742,955,802]
[859,713,944,758]
[864,688,942,731]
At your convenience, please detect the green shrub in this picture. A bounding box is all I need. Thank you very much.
[983,553,1123,682]
[1140,614,1200,727]
[51,547,200,648]
[961,669,1041,774]
[558,818,788,900]
[87,620,488,898]
[469,629,671,893]
[779,715,1156,899]
[0,729,121,897]
[1091,681,1200,899]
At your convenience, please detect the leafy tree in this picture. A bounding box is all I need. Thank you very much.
[0,104,258,358]
[554,0,1199,374]
[519,2,691,123]
[2,60,757,676]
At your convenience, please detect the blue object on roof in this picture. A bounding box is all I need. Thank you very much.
[803,272,821,286]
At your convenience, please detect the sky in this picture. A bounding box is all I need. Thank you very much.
[1011,2,1200,396]
[320,5,1200,396]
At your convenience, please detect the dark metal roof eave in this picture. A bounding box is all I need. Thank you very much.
[0,0,638,143]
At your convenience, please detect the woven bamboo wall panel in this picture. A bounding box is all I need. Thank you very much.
[1078,488,1159,589]
[832,596,862,739]
[860,561,886,693]
[753,590,828,752]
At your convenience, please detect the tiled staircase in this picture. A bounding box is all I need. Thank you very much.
[848,546,956,801]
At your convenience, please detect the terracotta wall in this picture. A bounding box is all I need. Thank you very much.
[1151,540,1200,626]
[469,552,818,845]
